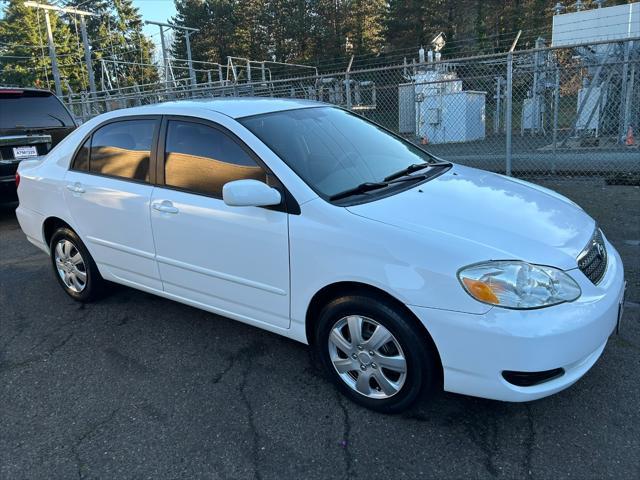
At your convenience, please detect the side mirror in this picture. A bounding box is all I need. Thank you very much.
[222,179,282,207]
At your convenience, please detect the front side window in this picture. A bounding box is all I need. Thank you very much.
[89,119,157,182]
[240,107,439,200]
[164,120,266,197]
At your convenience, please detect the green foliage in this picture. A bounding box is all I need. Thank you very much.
[171,0,389,68]
[169,0,578,72]
[3,0,632,92]
[0,0,81,91]
[0,0,157,93]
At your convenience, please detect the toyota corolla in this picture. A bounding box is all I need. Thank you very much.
[15,98,626,412]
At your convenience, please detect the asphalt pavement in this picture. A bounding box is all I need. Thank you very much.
[1,178,639,479]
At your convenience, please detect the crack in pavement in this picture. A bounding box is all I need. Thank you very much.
[238,356,262,480]
[463,407,500,477]
[72,407,120,479]
[336,393,355,480]
[0,331,75,374]
[211,348,247,385]
[0,302,95,374]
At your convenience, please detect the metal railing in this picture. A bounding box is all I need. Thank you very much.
[64,37,640,178]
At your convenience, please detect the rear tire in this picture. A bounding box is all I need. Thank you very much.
[314,293,437,413]
[49,227,105,302]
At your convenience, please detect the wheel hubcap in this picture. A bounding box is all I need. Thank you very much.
[54,239,87,293]
[328,315,407,399]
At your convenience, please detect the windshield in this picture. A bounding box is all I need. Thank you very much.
[0,91,75,129]
[240,107,439,199]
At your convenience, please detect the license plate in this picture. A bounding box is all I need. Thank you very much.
[616,282,627,334]
[12,146,38,159]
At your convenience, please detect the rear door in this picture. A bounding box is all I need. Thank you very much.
[149,116,291,329]
[64,116,162,290]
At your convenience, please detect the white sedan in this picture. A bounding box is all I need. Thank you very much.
[15,98,625,412]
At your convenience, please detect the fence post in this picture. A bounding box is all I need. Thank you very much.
[504,31,520,176]
[505,52,513,176]
[345,55,354,109]
[552,65,560,174]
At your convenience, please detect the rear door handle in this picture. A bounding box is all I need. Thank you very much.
[66,182,85,194]
[152,200,179,214]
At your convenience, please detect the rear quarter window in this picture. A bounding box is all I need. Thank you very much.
[72,137,90,171]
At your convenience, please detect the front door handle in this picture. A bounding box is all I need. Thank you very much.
[152,200,179,214]
[66,182,85,194]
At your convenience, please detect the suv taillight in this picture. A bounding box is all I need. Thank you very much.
[15,172,20,188]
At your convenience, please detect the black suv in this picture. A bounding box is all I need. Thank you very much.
[1,88,77,200]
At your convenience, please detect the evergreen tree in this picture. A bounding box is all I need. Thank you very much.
[172,0,237,75]
[345,0,387,56]
[0,0,84,92]
[64,0,157,90]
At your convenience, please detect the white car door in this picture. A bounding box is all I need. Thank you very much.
[149,117,291,329]
[64,116,162,290]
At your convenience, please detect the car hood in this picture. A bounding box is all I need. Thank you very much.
[346,165,594,270]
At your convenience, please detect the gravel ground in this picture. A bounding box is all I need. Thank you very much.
[1,178,639,480]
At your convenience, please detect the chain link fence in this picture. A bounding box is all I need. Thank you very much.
[64,37,640,179]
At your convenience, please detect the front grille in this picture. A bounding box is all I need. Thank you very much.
[578,228,607,284]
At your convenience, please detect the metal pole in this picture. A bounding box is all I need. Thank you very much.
[495,77,502,134]
[552,66,560,173]
[25,2,99,97]
[504,31,521,176]
[79,16,96,99]
[144,21,199,90]
[159,25,169,89]
[185,31,196,88]
[505,53,513,176]
[623,62,636,135]
[345,55,354,109]
[43,10,62,96]
[618,40,631,142]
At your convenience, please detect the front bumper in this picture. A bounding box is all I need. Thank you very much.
[409,239,625,402]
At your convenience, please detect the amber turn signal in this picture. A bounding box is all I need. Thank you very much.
[462,277,500,304]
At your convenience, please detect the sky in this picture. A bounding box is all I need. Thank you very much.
[133,0,177,53]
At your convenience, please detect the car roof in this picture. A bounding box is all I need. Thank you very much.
[129,97,327,119]
[0,87,55,95]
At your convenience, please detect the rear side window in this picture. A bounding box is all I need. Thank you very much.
[164,120,265,197]
[73,138,90,171]
[0,90,75,129]
[89,119,158,182]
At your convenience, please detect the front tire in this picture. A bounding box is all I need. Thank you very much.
[314,294,437,413]
[50,227,104,302]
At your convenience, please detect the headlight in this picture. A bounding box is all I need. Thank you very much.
[458,261,581,309]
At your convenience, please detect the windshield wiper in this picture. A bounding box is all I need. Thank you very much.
[383,161,451,182]
[47,113,66,126]
[329,181,389,201]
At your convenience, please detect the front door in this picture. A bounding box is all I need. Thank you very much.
[150,118,290,329]
[64,117,162,290]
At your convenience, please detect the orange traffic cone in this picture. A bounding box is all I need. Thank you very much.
[626,125,635,146]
